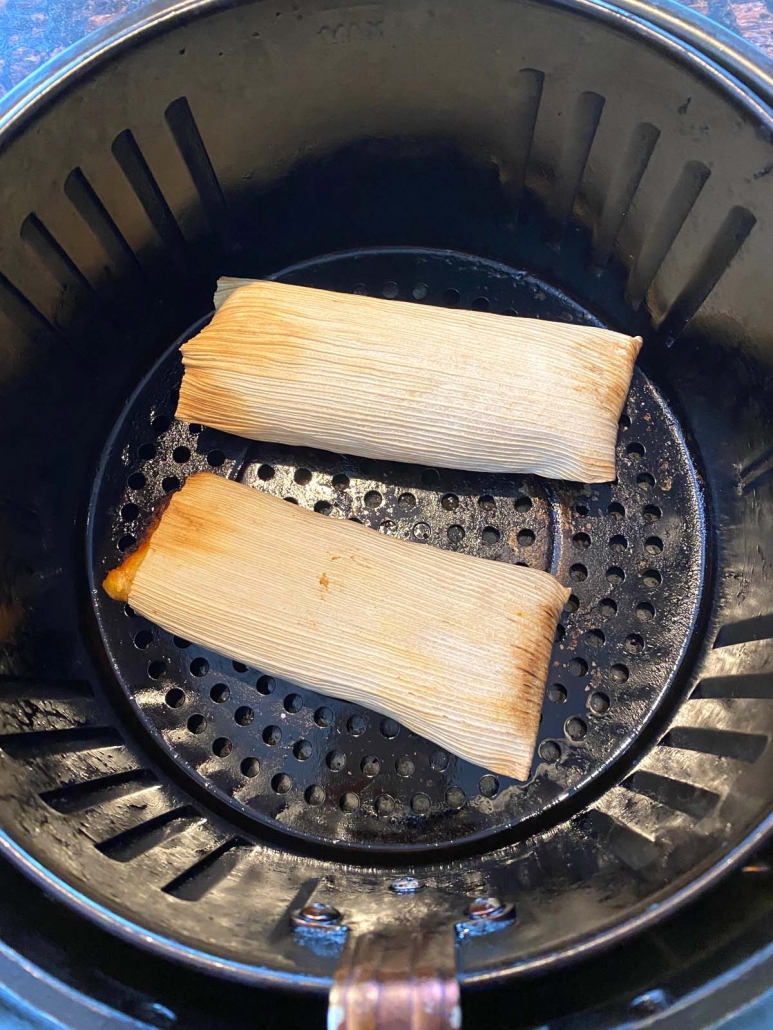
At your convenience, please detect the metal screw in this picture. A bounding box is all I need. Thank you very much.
[390,876,422,894]
[465,897,514,921]
[292,901,342,930]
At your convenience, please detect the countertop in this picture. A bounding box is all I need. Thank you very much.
[0,0,772,99]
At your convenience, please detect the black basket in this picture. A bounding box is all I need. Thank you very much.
[1,0,773,1023]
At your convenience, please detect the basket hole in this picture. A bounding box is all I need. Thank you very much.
[585,629,605,647]
[327,750,347,771]
[162,475,181,493]
[210,683,229,703]
[382,281,399,299]
[637,472,656,489]
[479,774,499,797]
[619,413,632,430]
[207,449,226,467]
[569,563,587,582]
[610,663,630,683]
[232,661,247,673]
[396,756,415,777]
[187,714,206,735]
[442,288,460,306]
[375,794,395,815]
[284,693,303,713]
[565,717,587,741]
[609,534,628,552]
[643,504,662,522]
[564,594,579,614]
[347,714,368,735]
[165,688,185,709]
[569,657,588,677]
[315,707,333,727]
[572,532,591,548]
[138,443,156,461]
[235,705,254,726]
[151,414,171,435]
[121,503,139,521]
[314,500,332,515]
[173,446,191,464]
[589,691,611,715]
[636,602,656,622]
[272,773,292,794]
[539,740,561,763]
[482,526,500,545]
[445,786,466,809]
[554,624,566,643]
[364,490,383,508]
[606,565,625,585]
[517,528,535,547]
[625,633,644,653]
[118,535,136,552]
[514,496,533,513]
[626,442,645,459]
[599,597,618,618]
[645,535,664,554]
[148,660,166,680]
[398,492,416,509]
[294,739,313,760]
[548,684,567,703]
[412,283,428,300]
[305,784,325,806]
[213,737,232,758]
[430,750,449,771]
[361,755,380,776]
[352,283,368,295]
[127,472,146,490]
[188,423,203,434]
[642,568,662,587]
[472,296,490,311]
[241,757,260,778]
[340,791,360,812]
[447,524,465,544]
[190,657,209,677]
[574,502,589,516]
[294,467,312,485]
[256,675,275,695]
[332,473,350,490]
[608,502,625,520]
[421,468,440,486]
[133,629,153,649]
[411,793,432,814]
[441,493,459,511]
[413,522,431,541]
[478,494,496,511]
[284,497,299,505]
[263,725,282,746]
[380,719,400,739]
[257,463,275,481]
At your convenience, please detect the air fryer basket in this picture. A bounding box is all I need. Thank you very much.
[1,0,773,1019]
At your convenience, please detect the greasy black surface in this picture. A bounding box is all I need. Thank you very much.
[91,249,706,852]
[0,0,772,994]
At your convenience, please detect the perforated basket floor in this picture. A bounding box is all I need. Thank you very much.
[90,249,706,851]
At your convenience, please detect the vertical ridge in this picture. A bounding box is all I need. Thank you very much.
[64,167,144,279]
[625,160,710,309]
[592,122,660,268]
[657,205,756,342]
[553,91,605,229]
[164,97,231,250]
[505,68,545,211]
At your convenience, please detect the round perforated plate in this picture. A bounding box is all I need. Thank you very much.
[90,249,706,853]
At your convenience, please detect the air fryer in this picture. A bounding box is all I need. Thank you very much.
[0,0,772,1025]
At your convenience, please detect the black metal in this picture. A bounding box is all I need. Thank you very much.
[0,0,772,1012]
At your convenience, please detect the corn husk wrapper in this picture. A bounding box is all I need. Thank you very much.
[104,473,570,780]
[175,278,642,483]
